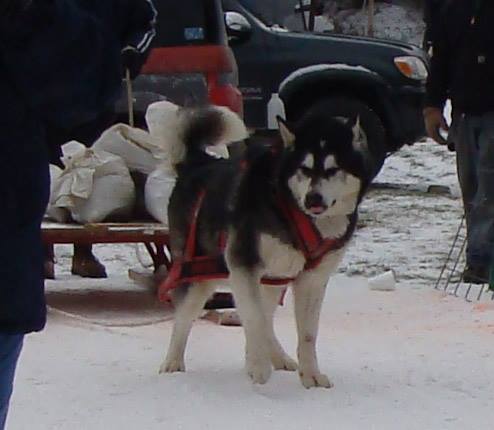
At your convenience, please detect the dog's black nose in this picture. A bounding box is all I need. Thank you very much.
[304,192,325,210]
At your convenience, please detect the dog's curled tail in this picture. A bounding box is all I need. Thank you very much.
[168,106,248,168]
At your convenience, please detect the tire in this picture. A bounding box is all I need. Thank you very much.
[297,97,387,178]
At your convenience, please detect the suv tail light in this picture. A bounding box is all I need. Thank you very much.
[207,71,243,117]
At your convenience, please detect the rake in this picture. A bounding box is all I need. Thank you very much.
[435,214,494,302]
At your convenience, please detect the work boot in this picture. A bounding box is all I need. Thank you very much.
[204,292,235,310]
[44,260,55,280]
[462,265,488,284]
[71,244,107,278]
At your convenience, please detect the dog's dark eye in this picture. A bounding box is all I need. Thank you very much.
[300,166,313,177]
[325,168,339,177]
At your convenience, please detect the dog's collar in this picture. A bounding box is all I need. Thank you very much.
[275,192,357,270]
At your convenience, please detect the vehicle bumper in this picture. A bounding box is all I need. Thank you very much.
[388,85,427,149]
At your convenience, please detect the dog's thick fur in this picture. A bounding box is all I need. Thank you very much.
[159,104,378,388]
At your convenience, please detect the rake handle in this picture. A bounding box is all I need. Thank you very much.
[125,68,135,128]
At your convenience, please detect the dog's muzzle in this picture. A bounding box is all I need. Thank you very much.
[304,192,328,215]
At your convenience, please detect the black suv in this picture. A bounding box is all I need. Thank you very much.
[223,0,428,151]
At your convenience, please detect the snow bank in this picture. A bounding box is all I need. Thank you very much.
[337,3,425,46]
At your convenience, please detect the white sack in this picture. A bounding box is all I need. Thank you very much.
[144,165,176,226]
[45,164,70,222]
[145,100,181,146]
[51,141,135,224]
[92,123,166,175]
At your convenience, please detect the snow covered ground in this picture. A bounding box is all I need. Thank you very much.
[8,139,494,430]
[11,277,494,430]
[345,139,463,283]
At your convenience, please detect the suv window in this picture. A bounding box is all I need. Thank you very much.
[153,0,226,46]
[236,0,303,28]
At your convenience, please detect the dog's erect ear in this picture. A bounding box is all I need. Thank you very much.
[350,115,367,152]
[351,115,360,142]
[277,116,295,148]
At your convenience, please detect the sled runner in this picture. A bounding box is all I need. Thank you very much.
[42,221,237,310]
[42,221,172,272]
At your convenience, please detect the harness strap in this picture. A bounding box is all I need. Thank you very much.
[275,192,357,270]
[184,190,206,260]
[158,190,357,302]
[159,189,208,301]
[278,195,322,257]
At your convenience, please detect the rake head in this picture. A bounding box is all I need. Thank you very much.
[435,215,494,302]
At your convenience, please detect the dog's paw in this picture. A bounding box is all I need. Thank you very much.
[246,358,272,384]
[159,358,185,374]
[299,371,333,389]
[271,353,298,371]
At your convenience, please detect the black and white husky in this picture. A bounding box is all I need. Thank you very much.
[159,104,380,389]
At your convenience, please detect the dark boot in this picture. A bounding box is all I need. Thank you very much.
[204,292,235,310]
[44,260,55,280]
[462,265,488,284]
[71,244,107,278]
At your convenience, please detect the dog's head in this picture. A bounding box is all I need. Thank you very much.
[279,113,369,219]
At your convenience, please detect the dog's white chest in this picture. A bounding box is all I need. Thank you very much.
[314,215,350,238]
[259,233,306,279]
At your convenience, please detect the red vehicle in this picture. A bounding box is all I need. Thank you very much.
[118,0,243,122]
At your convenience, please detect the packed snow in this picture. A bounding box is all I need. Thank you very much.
[8,138,494,430]
[337,2,426,46]
[278,1,425,47]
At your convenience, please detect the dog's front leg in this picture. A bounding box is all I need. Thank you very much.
[260,286,297,371]
[228,268,273,385]
[292,275,333,389]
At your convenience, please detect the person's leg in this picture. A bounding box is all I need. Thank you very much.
[454,114,480,232]
[454,114,487,282]
[465,113,494,272]
[71,244,107,278]
[0,334,24,430]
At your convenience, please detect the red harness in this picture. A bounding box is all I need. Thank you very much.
[158,189,356,302]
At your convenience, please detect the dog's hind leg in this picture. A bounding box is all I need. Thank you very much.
[292,276,333,389]
[260,286,297,371]
[159,282,216,374]
[228,269,273,385]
